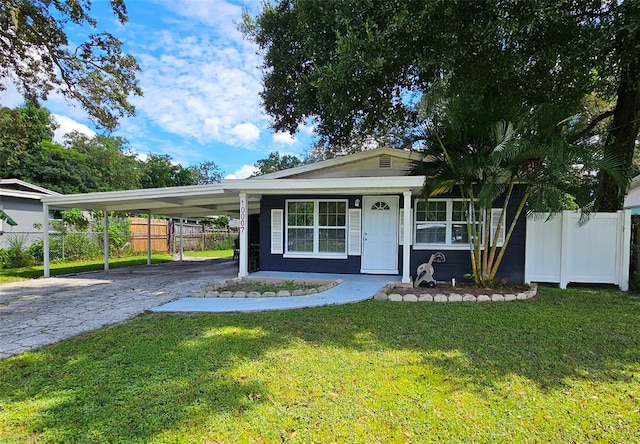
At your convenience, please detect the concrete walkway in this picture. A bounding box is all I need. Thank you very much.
[152,271,401,313]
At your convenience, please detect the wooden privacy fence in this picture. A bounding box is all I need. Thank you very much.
[129,218,169,252]
[129,218,238,253]
[168,220,237,252]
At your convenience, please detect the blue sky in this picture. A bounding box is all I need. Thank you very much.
[2,0,316,179]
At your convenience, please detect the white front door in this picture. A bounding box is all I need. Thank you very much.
[361,196,398,273]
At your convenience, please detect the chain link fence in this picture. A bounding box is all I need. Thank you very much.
[0,228,239,269]
[0,231,109,264]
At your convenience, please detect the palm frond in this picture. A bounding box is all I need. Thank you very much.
[0,209,17,226]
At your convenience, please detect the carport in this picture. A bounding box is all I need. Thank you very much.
[40,184,259,278]
[41,174,425,283]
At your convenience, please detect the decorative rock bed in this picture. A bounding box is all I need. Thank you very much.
[373,283,537,302]
[191,277,343,298]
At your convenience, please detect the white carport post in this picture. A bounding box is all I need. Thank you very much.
[402,191,412,284]
[147,211,152,265]
[238,192,249,277]
[103,211,109,270]
[43,203,50,278]
[179,218,184,262]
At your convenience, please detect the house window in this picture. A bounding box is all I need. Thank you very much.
[414,199,482,247]
[285,200,347,257]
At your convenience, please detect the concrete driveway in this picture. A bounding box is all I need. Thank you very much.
[0,259,237,360]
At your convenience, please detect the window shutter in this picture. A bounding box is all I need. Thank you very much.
[271,209,283,254]
[399,209,412,245]
[490,208,506,247]
[348,209,361,255]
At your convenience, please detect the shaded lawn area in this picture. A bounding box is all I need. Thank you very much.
[1,287,639,443]
[0,254,174,284]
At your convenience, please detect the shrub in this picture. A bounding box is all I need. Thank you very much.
[1,234,32,268]
[27,239,44,262]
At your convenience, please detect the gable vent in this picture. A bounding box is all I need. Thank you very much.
[378,155,392,169]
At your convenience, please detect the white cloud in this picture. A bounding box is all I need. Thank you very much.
[272,131,298,145]
[225,164,258,179]
[229,123,260,143]
[51,114,96,144]
[299,122,316,135]
[131,28,265,148]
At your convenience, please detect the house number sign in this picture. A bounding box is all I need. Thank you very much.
[240,199,246,233]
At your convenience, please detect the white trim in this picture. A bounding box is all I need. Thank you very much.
[42,183,225,205]
[412,244,471,251]
[402,191,412,284]
[224,176,425,194]
[284,252,348,260]
[360,268,400,275]
[361,195,399,274]
[285,199,349,258]
[0,178,59,195]
[413,198,482,248]
[0,189,54,200]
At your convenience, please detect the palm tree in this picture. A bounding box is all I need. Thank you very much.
[412,116,622,287]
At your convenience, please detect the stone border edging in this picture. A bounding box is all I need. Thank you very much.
[373,283,537,302]
[191,277,343,298]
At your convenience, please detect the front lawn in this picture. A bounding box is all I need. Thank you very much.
[0,254,174,284]
[1,287,639,442]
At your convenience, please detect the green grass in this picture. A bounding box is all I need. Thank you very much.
[0,254,174,284]
[183,249,233,258]
[1,287,639,443]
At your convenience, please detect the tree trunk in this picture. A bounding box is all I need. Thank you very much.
[594,29,640,211]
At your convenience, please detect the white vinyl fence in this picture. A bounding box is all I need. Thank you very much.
[525,211,631,290]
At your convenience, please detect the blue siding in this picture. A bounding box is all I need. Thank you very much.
[408,187,527,283]
[259,195,362,274]
[259,188,527,283]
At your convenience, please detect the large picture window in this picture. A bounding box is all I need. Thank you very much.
[286,200,347,257]
[414,199,482,247]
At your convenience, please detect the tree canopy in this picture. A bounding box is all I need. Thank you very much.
[0,103,223,194]
[0,0,141,131]
[244,0,640,210]
[253,151,302,176]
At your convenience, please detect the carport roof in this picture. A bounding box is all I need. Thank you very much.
[39,183,246,218]
[40,176,425,218]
